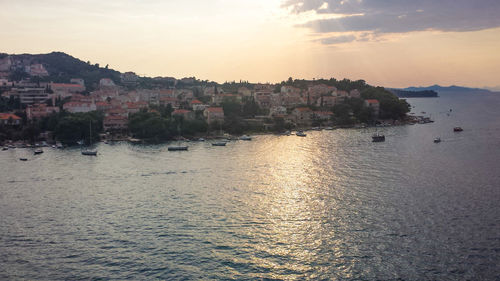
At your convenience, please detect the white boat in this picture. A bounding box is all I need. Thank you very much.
[198,138,206,142]
[434,137,441,143]
[212,142,227,146]
[296,131,307,137]
[324,127,334,130]
[34,149,43,155]
[239,135,252,141]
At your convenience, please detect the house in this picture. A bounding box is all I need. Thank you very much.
[0,113,22,126]
[316,95,338,107]
[103,115,128,131]
[238,87,252,97]
[364,99,380,117]
[26,104,60,120]
[63,101,97,113]
[126,101,148,114]
[99,78,116,88]
[121,72,139,85]
[190,99,207,111]
[203,107,224,124]
[26,64,49,77]
[349,89,361,98]
[269,106,287,117]
[96,101,112,111]
[292,107,312,125]
[51,83,86,98]
[313,111,334,121]
[172,109,194,120]
[159,97,180,108]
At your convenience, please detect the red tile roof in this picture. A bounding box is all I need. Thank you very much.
[173,109,192,114]
[206,107,223,113]
[365,99,379,104]
[295,107,312,112]
[190,99,202,104]
[0,113,21,120]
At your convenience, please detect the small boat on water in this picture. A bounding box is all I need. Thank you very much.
[434,137,441,143]
[296,131,307,137]
[19,158,28,161]
[168,146,188,151]
[2,147,8,151]
[56,142,64,149]
[372,134,385,142]
[34,149,43,155]
[82,121,98,156]
[212,142,227,146]
[453,127,463,132]
[324,127,334,130]
[239,135,252,141]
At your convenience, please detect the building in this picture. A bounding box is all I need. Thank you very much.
[50,83,86,98]
[0,113,22,126]
[364,99,380,117]
[99,78,116,88]
[172,109,194,120]
[203,107,224,124]
[26,104,60,120]
[190,99,207,111]
[269,106,287,117]
[26,64,49,77]
[292,107,312,125]
[159,97,179,108]
[103,115,128,131]
[7,87,49,105]
[121,72,139,85]
[70,78,85,86]
[313,111,334,121]
[63,101,97,113]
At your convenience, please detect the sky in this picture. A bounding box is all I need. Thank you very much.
[1,0,500,89]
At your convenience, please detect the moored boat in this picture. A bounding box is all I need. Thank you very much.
[296,131,307,137]
[34,149,43,155]
[239,135,252,141]
[454,127,463,132]
[168,146,188,151]
[212,142,227,146]
[372,134,385,142]
[434,137,441,143]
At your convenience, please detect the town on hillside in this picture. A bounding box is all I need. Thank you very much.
[0,53,411,145]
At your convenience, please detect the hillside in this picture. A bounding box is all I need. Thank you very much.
[3,52,122,91]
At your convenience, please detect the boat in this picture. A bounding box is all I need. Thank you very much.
[198,138,206,142]
[19,158,28,161]
[34,149,43,155]
[56,142,64,149]
[372,133,385,142]
[212,142,227,146]
[324,127,334,130]
[168,146,188,151]
[296,131,307,137]
[454,127,463,132]
[2,147,8,151]
[239,135,252,141]
[82,121,97,156]
[434,137,441,143]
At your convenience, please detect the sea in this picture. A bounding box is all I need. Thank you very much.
[1,91,499,280]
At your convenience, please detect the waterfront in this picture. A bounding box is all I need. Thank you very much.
[1,92,500,280]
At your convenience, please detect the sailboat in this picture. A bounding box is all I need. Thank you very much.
[168,125,188,151]
[82,120,97,156]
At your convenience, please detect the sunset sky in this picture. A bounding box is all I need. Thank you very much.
[1,0,500,89]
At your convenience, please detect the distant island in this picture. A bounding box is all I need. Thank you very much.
[1,51,411,145]
[388,89,439,98]
[403,85,494,93]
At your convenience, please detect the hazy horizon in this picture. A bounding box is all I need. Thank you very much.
[1,0,500,89]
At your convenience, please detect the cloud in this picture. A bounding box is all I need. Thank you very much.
[283,0,500,42]
[319,34,356,44]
